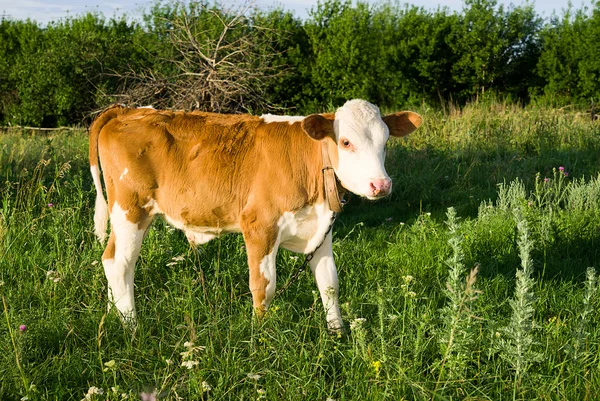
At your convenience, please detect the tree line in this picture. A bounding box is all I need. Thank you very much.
[0,0,598,127]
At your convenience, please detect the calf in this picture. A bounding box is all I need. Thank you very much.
[90,100,422,330]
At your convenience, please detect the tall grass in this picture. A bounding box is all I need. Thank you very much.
[1,103,600,400]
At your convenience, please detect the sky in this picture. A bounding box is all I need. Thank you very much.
[0,0,586,25]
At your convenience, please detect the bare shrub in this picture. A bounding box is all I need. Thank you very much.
[110,1,286,113]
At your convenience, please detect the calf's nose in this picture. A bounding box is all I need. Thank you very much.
[369,178,392,197]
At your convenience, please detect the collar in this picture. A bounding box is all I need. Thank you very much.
[321,141,346,213]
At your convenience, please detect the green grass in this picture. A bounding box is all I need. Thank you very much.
[1,102,600,400]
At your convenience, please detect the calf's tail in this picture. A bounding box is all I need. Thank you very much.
[89,105,122,242]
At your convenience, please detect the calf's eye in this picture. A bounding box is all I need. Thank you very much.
[340,138,353,149]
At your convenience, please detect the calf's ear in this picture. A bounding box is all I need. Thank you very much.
[302,114,335,141]
[383,111,423,138]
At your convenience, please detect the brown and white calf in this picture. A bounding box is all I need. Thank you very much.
[89,100,422,330]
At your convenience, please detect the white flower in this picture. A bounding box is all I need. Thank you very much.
[183,341,194,348]
[91,260,98,266]
[247,373,262,380]
[257,389,266,395]
[88,387,104,395]
[167,255,186,266]
[81,386,104,401]
[202,381,212,392]
[349,318,366,330]
[46,270,60,283]
[181,360,199,369]
[139,390,156,401]
[326,398,337,401]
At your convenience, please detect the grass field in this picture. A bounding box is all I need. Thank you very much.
[1,101,600,400]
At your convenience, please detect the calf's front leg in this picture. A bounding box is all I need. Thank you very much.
[309,232,344,331]
[241,211,279,316]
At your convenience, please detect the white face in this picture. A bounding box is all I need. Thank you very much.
[333,100,393,200]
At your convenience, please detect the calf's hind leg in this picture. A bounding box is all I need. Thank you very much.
[102,202,152,322]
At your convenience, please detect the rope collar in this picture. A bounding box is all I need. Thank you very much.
[321,141,346,213]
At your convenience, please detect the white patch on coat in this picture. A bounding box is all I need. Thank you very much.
[278,203,335,254]
[119,168,129,180]
[143,198,239,245]
[258,241,279,308]
[333,100,392,199]
[103,202,146,321]
[138,105,155,109]
[91,165,108,242]
[255,203,333,309]
[261,114,305,124]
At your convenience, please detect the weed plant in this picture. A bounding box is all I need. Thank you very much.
[1,103,600,400]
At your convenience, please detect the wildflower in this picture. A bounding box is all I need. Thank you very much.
[91,260,98,266]
[201,381,212,392]
[544,177,549,183]
[388,314,399,321]
[403,275,414,283]
[349,317,366,330]
[47,203,54,207]
[326,398,336,401]
[19,324,27,332]
[183,341,194,348]
[181,360,199,369]
[559,166,564,172]
[46,270,60,283]
[88,387,103,395]
[165,359,173,365]
[81,386,104,401]
[247,373,262,380]
[371,360,382,376]
[103,360,116,372]
[564,172,569,177]
[139,390,157,401]
[167,255,185,266]
[407,291,417,298]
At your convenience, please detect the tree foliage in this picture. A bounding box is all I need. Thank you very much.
[0,0,598,126]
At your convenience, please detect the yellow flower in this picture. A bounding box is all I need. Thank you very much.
[371,360,382,377]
